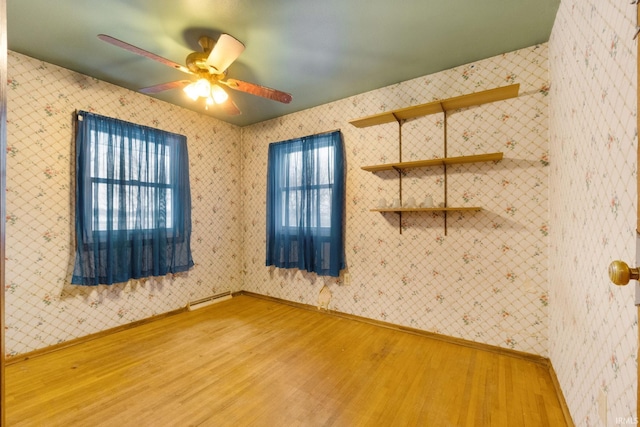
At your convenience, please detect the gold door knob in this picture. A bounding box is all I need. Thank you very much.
[608,260,640,286]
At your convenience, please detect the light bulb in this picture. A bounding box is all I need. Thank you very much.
[183,82,200,101]
[205,96,214,110]
[211,84,229,104]
[194,78,211,98]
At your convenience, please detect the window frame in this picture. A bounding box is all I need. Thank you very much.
[275,140,335,234]
[87,128,176,235]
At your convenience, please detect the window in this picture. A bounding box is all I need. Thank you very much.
[71,111,194,286]
[265,130,345,277]
[91,130,174,231]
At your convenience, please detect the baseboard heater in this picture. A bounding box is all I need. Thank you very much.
[187,291,232,311]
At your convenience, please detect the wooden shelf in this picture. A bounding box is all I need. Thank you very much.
[371,207,482,213]
[361,152,503,172]
[351,83,519,234]
[349,84,520,128]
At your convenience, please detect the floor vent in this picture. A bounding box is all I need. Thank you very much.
[187,292,232,311]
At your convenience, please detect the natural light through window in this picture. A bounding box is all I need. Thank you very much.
[90,130,173,231]
[281,144,334,230]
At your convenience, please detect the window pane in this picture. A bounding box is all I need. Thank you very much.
[90,128,174,232]
[316,145,333,185]
[287,151,301,186]
[319,188,331,227]
[93,182,107,231]
[279,146,336,229]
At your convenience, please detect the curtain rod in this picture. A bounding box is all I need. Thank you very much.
[313,129,341,137]
[272,129,342,145]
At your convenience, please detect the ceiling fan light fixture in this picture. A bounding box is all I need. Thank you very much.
[211,84,229,104]
[183,82,200,101]
[194,78,211,98]
[184,78,214,102]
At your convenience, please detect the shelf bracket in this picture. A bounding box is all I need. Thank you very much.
[397,119,404,234]
[443,109,448,236]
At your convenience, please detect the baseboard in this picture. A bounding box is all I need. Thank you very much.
[4,307,187,365]
[547,361,576,426]
[187,292,233,310]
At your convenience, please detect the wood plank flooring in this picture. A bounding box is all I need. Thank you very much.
[5,295,569,426]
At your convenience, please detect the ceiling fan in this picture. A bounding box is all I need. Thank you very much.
[97,33,293,116]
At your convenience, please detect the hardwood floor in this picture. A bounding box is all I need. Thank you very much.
[5,294,569,426]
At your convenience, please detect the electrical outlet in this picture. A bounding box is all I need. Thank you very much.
[598,388,607,426]
[343,273,351,286]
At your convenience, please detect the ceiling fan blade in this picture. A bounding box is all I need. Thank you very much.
[206,34,245,73]
[222,79,292,104]
[98,34,194,76]
[219,97,242,116]
[139,80,192,94]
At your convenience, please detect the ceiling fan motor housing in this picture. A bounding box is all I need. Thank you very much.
[197,36,215,53]
[186,51,210,73]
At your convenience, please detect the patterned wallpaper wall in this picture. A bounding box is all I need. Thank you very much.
[548,1,638,425]
[5,51,243,356]
[8,7,637,421]
[242,45,551,356]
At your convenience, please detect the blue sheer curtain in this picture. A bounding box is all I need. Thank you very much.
[72,111,194,286]
[265,130,345,277]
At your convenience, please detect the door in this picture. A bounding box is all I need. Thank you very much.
[607,3,640,418]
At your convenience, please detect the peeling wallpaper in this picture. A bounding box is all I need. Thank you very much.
[5,51,243,356]
[548,0,638,425]
[241,44,551,356]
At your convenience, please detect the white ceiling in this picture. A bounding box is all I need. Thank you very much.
[7,0,560,127]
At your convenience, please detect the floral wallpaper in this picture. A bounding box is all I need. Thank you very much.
[8,44,551,361]
[5,51,243,356]
[6,3,638,422]
[548,0,638,425]
[241,44,551,356]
